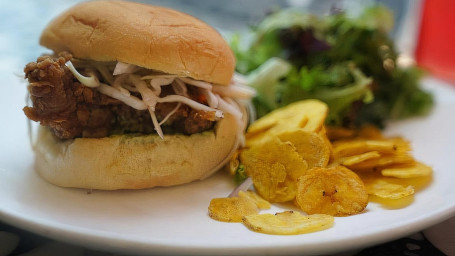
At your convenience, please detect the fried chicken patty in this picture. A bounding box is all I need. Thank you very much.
[23,53,216,139]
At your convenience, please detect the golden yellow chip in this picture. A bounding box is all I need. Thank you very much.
[246,115,280,135]
[277,129,331,168]
[381,162,433,178]
[362,178,415,199]
[238,190,271,210]
[300,100,329,132]
[208,197,258,222]
[318,126,333,156]
[332,139,409,158]
[245,100,328,147]
[246,104,308,141]
[386,138,412,154]
[240,137,308,203]
[326,126,356,141]
[327,125,384,141]
[246,101,309,134]
[357,125,384,139]
[295,166,368,216]
[340,151,381,166]
[242,211,334,235]
[346,153,415,171]
[391,175,433,192]
[369,195,415,209]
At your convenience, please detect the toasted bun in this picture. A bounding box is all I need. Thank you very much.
[33,113,240,190]
[39,0,235,85]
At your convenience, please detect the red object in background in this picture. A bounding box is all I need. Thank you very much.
[415,0,455,83]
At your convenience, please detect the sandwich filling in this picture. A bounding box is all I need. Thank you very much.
[24,52,254,140]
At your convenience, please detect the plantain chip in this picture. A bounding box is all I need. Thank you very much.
[238,190,271,210]
[208,197,258,222]
[346,153,415,171]
[381,161,433,178]
[245,100,328,147]
[242,211,334,235]
[360,174,415,200]
[332,139,410,158]
[300,100,329,132]
[326,126,356,141]
[295,166,368,216]
[277,129,331,168]
[357,125,384,140]
[240,137,308,203]
[240,137,308,202]
[339,151,382,166]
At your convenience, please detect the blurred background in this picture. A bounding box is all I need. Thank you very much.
[1,0,453,88]
[0,0,422,69]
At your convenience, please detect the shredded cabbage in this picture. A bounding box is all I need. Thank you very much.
[113,62,140,75]
[97,83,147,110]
[65,61,100,88]
[65,60,252,139]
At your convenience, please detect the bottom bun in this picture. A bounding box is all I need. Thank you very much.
[33,113,240,190]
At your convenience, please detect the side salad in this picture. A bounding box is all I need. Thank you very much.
[231,5,433,128]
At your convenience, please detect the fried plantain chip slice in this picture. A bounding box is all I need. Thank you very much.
[208,197,258,222]
[277,129,331,168]
[245,100,328,147]
[326,124,384,141]
[381,161,433,178]
[326,126,356,141]
[346,153,415,171]
[242,211,334,235]
[363,178,415,199]
[339,151,381,166]
[300,100,329,132]
[357,125,384,140]
[240,137,308,203]
[332,139,410,158]
[238,190,271,210]
[295,166,368,216]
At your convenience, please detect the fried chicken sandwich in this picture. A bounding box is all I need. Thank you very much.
[23,0,253,190]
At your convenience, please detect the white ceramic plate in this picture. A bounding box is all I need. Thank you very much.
[1,77,455,256]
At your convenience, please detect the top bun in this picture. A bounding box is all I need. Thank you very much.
[40,0,235,85]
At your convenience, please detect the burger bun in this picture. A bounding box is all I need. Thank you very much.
[39,0,235,85]
[33,113,240,190]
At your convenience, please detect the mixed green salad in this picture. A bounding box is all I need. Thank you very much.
[231,5,433,128]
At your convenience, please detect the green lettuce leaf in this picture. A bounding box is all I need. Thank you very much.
[231,5,433,127]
